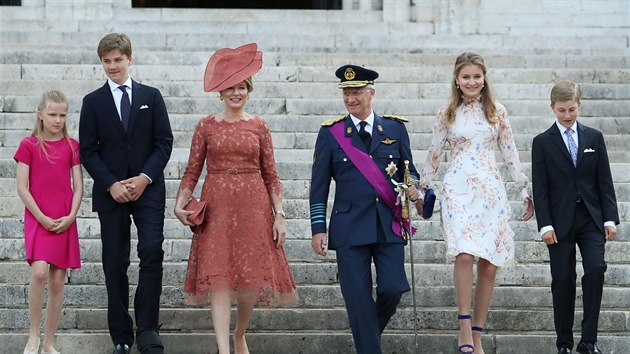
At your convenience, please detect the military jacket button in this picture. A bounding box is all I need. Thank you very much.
[343,158,347,161]
[376,197,379,202]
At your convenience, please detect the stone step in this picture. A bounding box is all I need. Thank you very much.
[2,124,630,152]
[1,30,627,55]
[1,331,627,354]
[0,7,382,24]
[3,79,630,101]
[1,237,629,278]
[2,16,628,39]
[1,307,629,334]
[3,112,630,137]
[2,64,629,85]
[0,79,630,103]
[2,48,629,68]
[3,216,629,242]
[3,95,628,118]
[0,18,432,37]
[5,152,630,182]
[1,255,629,289]
[2,169,630,201]
[2,145,630,167]
[1,282,630,310]
[0,190,629,221]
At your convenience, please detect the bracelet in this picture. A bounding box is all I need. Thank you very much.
[275,210,286,218]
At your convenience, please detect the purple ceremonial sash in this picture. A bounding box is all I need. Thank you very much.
[329,122,414,238]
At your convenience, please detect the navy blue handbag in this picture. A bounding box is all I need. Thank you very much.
[423,188,436,219]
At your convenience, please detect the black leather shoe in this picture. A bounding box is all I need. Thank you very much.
[576,341,603,354]
[137,329,164,354]
[558,348,572,354]
[113,344,131,354]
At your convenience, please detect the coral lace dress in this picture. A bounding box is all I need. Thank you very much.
[180,115,298,306]
[419,99,531,267]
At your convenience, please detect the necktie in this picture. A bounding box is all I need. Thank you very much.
[119,85,130,132]
[564,128,577,166]
[358,121,371,151]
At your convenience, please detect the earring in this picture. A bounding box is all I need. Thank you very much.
[456,85,460,90]
[219,95,223,101]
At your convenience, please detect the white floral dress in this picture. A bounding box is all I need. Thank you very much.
[419,98,531,267]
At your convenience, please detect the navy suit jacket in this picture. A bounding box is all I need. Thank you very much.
[532,122,619,239]
[79,80,173,212]
[309,113,419,249]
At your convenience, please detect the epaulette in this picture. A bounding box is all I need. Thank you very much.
[321,114,347,127]
[382,114,409,123]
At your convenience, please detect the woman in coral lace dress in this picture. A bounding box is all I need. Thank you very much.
[174,43,297,354]
[416,52,533,354]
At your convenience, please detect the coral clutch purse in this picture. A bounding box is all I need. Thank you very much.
[184,197,206,226]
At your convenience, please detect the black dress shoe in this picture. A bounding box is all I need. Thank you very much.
[137,329,164,354]
[113,344,131,354]
[558,348,572,354]
[576,341,603,354]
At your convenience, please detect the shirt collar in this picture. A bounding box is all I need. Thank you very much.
[108,77,132,92]
[556,121,577,134]
[350,111,375,128]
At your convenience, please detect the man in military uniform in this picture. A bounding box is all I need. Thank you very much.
[309,65,422,354]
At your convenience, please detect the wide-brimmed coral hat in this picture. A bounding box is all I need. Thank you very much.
[204,43,263,92]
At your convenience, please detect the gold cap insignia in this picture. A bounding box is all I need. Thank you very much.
[382,138,397,145]
[346,126,353,134]
[344,67,356,80]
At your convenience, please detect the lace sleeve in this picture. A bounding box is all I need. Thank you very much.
[258,118,282,198]
[496,104,531,200]
[179,119,207,193]
[419,107,449,194]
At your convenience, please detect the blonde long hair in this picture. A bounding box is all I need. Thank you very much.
[32,90,77,161]
[444,52,498,125]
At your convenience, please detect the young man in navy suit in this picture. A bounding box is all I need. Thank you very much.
[532,80,619,354]
[79,33,173,354]
[309,65,423,354]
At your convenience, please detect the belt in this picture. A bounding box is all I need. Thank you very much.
[576,194,582,203]
[206,168,260,175]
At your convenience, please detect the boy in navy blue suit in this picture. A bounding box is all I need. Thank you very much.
[79,33,173,354]
[532,80,619,354]
[309,65,422,354]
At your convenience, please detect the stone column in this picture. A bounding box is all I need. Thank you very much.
[383,0,412,22]
[39,0,131,20]
[434,0,480,34]
[342,0,381,10]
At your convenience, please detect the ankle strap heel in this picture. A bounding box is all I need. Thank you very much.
[457,314,474,353]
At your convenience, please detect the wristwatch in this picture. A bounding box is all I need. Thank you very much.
[275,210,286,218]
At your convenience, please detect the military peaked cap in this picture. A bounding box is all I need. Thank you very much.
[335,64,379,88]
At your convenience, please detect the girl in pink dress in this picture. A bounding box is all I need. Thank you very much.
[14,90,83,354]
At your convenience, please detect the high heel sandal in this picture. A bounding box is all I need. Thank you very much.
[472,326,484,353]
[457,314,474,353]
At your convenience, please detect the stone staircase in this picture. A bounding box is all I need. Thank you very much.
[1,4,629,354]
